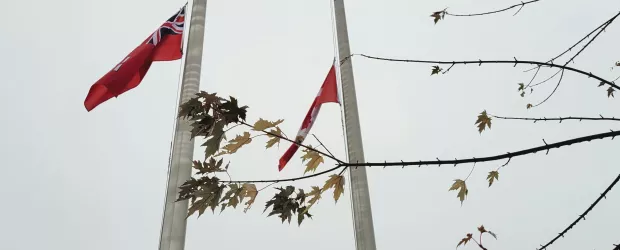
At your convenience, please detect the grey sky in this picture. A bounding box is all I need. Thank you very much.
[1,0,619,249]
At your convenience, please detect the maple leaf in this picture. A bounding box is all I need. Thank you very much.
[241,183,258,212]
[301,147,324,173]
[474,110,492,133]
[520,92,525,97]
[526,103,533,109]
[322,175,345,202]
[431,65,443,75]
[430,10,445,24]
[486,171,499,187]
[449,179,468,204]
[219,97,248,124]
[518,83,525,91]
[599,82,605,87]
[217,132,252,156]
[186,177,225,218]
[302,186,323,214]
[265,127,283,149]
[478,225,487,233]
[616,61,620,67]
[608,87,615,98]
[192,158,227,174]
[253,118,284,131]
[202,121,226,158]
[457,233,473,248]
[219,184,244,212]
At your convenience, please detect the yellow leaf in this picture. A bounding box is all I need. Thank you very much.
[457,233,473,248]
[265,127,283,149]
[487,171,499,187]
[219,132,252,155]
[253,118,284,131]
[301,148,324,173]
[474,110,492,133]
[241,183,258,213]
[302,186,322,214]
[449,179,468,204]
[322,175,345,202]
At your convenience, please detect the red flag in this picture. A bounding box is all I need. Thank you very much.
[278,62,339,171]
[84,5,186,111]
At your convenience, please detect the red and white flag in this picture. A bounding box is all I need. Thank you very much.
[84,4,186,111]
[278,61,340,171]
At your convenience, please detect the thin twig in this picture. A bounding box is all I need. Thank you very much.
[524,11,620,73]
[220,165,342,183]
[312,134,337,160]
[537,173,620,250]
[445,0,540,17]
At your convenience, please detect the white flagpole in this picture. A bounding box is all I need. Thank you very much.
[332,0,377,249]
[158,1,207,250]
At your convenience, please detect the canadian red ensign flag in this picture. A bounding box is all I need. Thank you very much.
[84,4,186,111]
[278,62,340,171]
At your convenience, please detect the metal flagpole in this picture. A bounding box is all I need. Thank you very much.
[332,0,377,249]
[158,0,207,250]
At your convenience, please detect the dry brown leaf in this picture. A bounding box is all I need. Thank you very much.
[487,171,499,187]
[457,233,473,248]
[322,175,345,202]
[474,110,492,133]
[217,132,252,156]
[241,183,258,212]
[253,118,284,131]
[449,179,468,204]
[301,148,324,173]
[265,127,283,149]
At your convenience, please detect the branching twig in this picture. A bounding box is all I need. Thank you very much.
[491,115,620,123]
[312,134,338,160]
[348,54,620,90]
[221,165,342,184]
[445,0,540,17]
[341,130,620,168]
[537,173,620,250]
[525,11,620,73]
[220,130,619,184]
[239,121,345,164]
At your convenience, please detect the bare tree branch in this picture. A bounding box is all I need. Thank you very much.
[491,114,620,123]
[344,54,620,90]
[537,173,620,250]
[341,130,620,168]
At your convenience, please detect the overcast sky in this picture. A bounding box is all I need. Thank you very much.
[1,0,620,249]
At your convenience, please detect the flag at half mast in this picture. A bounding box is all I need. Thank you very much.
[278,61,340,171]
[84,4,187,111]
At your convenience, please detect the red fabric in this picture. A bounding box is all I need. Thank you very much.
[278,62,340,171]
[84,6,185,111]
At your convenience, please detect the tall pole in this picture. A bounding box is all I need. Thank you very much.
[158,1,207,250]
[333,0,377,249]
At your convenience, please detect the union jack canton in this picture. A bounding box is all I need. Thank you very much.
[147,5,186,46]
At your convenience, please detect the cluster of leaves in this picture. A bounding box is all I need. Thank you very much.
[457,225,497,249]
[263,174,344,225]
[175,92,346,225]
